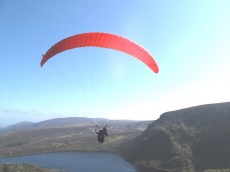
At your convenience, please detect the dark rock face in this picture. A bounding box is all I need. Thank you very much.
[122,102,230,172]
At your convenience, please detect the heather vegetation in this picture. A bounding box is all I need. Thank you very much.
[0,163,64,172]
[122,102,230,172]
[1,103,230,172]
[0,119,150,157]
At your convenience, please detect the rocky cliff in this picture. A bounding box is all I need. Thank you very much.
[122,102,230,172]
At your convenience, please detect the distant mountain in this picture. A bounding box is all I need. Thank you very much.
[0,117,151,157]
[122,102,230,172]
[0,117,112,132]
[31,117,109,128]
[0,121,34,132]
[1,117,149,132]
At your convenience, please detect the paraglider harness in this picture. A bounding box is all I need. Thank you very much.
[95,125,108,143]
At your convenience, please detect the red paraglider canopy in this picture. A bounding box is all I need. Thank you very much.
[41,32,159,73]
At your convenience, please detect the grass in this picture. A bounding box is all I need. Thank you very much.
[0,163,65,172]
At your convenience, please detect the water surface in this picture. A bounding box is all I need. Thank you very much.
[0,152,137,172]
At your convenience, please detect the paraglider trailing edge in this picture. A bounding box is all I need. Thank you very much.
[40,32,159,74]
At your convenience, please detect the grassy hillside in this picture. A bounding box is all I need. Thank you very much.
[122,102,230,172]
[0,163,64,172]
[0,118,151,157]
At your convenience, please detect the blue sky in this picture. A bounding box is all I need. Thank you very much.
[1,0,230,127]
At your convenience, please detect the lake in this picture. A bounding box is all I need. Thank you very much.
[0,152,138,172]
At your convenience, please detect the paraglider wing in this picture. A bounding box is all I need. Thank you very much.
[41,32,159,73]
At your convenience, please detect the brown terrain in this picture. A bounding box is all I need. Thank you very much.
[1,102,230,172]
[0,117,152,157]
[121,102,230,172]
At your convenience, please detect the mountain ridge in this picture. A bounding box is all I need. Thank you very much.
[1,117,146,133]
[122,102,230,172]
[0,117,152,158]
